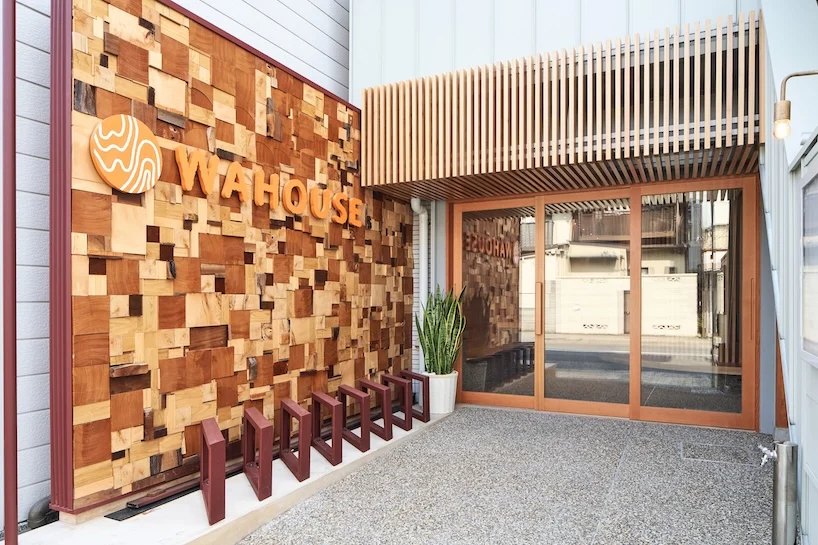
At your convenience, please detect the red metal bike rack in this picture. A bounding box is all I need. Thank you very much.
[280,399,311,482]
[399,370,431,423]
[200,418,225,525]
[338,384,370,452]
[242,407,273,500]
[381,374,413,431]
[311,391,343,466]
[358,377,392,441]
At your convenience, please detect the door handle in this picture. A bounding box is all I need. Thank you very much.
[535,281,543,336]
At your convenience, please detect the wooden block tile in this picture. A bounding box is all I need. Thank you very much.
[74,419,113,468]
[111,389,144,431]
[73,365,111,406]
[158,295,186,329]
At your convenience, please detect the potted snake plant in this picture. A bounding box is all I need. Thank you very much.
[415,286,466,414]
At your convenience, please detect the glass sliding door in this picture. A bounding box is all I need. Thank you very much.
[452,178,758,428]
[456,204,537,406]
[639,190,744,414]
[543,199,631,407]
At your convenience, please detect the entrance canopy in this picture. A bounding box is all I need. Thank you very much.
[361,13,763,201]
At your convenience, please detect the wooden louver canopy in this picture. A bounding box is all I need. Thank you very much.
[362,12,764,201]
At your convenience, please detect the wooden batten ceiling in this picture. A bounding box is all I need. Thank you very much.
[362,12,763,201]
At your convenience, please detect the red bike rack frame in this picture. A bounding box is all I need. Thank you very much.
[242,407,273,500]
[311,391,343,466]
[200,418,226,525]
[280,399,311,482]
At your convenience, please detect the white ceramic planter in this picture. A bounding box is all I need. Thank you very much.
[425,371,458,414]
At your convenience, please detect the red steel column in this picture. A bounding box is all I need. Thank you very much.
[3,0,17,541]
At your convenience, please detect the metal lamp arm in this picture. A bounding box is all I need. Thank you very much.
[779,70,818,101]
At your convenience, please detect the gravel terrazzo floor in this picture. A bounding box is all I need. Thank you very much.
[240,406,776,545]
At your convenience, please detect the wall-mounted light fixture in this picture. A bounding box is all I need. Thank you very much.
[774,70,818,139]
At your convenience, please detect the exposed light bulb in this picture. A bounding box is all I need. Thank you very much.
[773,119,791,139]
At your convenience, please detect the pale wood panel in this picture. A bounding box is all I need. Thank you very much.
[510,60,518,171]
[737,12,746,148]
[362,16,762,195]
[704,20,712,152]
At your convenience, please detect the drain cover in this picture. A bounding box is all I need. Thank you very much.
[682,443,754,465]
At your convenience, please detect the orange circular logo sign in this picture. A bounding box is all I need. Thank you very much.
[89,114,162,194]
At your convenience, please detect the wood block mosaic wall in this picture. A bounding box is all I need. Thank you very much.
[68,0,413,509]
[461,216,521,357]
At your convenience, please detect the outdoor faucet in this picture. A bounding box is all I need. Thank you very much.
[759,444,778,467]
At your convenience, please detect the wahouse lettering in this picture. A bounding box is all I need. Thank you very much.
[175,147,365,227]
[463,231,513,259]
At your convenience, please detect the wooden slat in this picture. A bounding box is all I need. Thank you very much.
[503,62,510,171]
[445,73,451,178]
[748,10,756,145]
[633,35,641,159]
[623,37,630,160]
[553,53,559,165]
[486,64,490,172]
[642,34,650,158]
[534,54,541,169]
[596,43,602,163]
[476,67,484,175]
[654,30,661,157]
[758,11,766,143]
[510,60,518,171]
[662,28,671,154]
[726,15,734,148]
[737,12,746,147]
[393,84,401,183]
[411,78,418,181]
[578,46,585,164]
[363,88,369,186]
[404,81,411,182]
[604,41,612,161]
[526,56,533,169]
[385,83,392,183]
[693,22,701,152]
[704,20,712,150]
[715,17,723,149]
[543,53,550,167]
[672,27,680,155]
[452,70,460,177]
[568,49,576,164]
[467,68,474,175]
[614,38,621,160]
[481,66,487,173]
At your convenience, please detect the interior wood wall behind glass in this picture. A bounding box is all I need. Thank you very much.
[543,200,631,404]
[461,209,535,396]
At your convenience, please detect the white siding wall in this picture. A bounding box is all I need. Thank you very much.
[14,0,52,525]
[2,0,349,525]
[757,0,818,540]
[349,0,760,107]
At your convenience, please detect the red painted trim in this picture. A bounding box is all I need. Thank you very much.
[3,0,18,538]
[49,0,74,513]
[162,0,358,112]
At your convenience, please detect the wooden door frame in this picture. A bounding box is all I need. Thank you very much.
[450,174,760,430]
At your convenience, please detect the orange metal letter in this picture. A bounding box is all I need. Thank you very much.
[282,179,308,215]
[309,187,333,219]
[175,146,218,195]
[221,161,251,202]
[253,169,279,208]
[348,198,364,228]
[331,193,349,224]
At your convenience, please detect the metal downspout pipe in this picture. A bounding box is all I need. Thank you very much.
[410,198,428,398]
